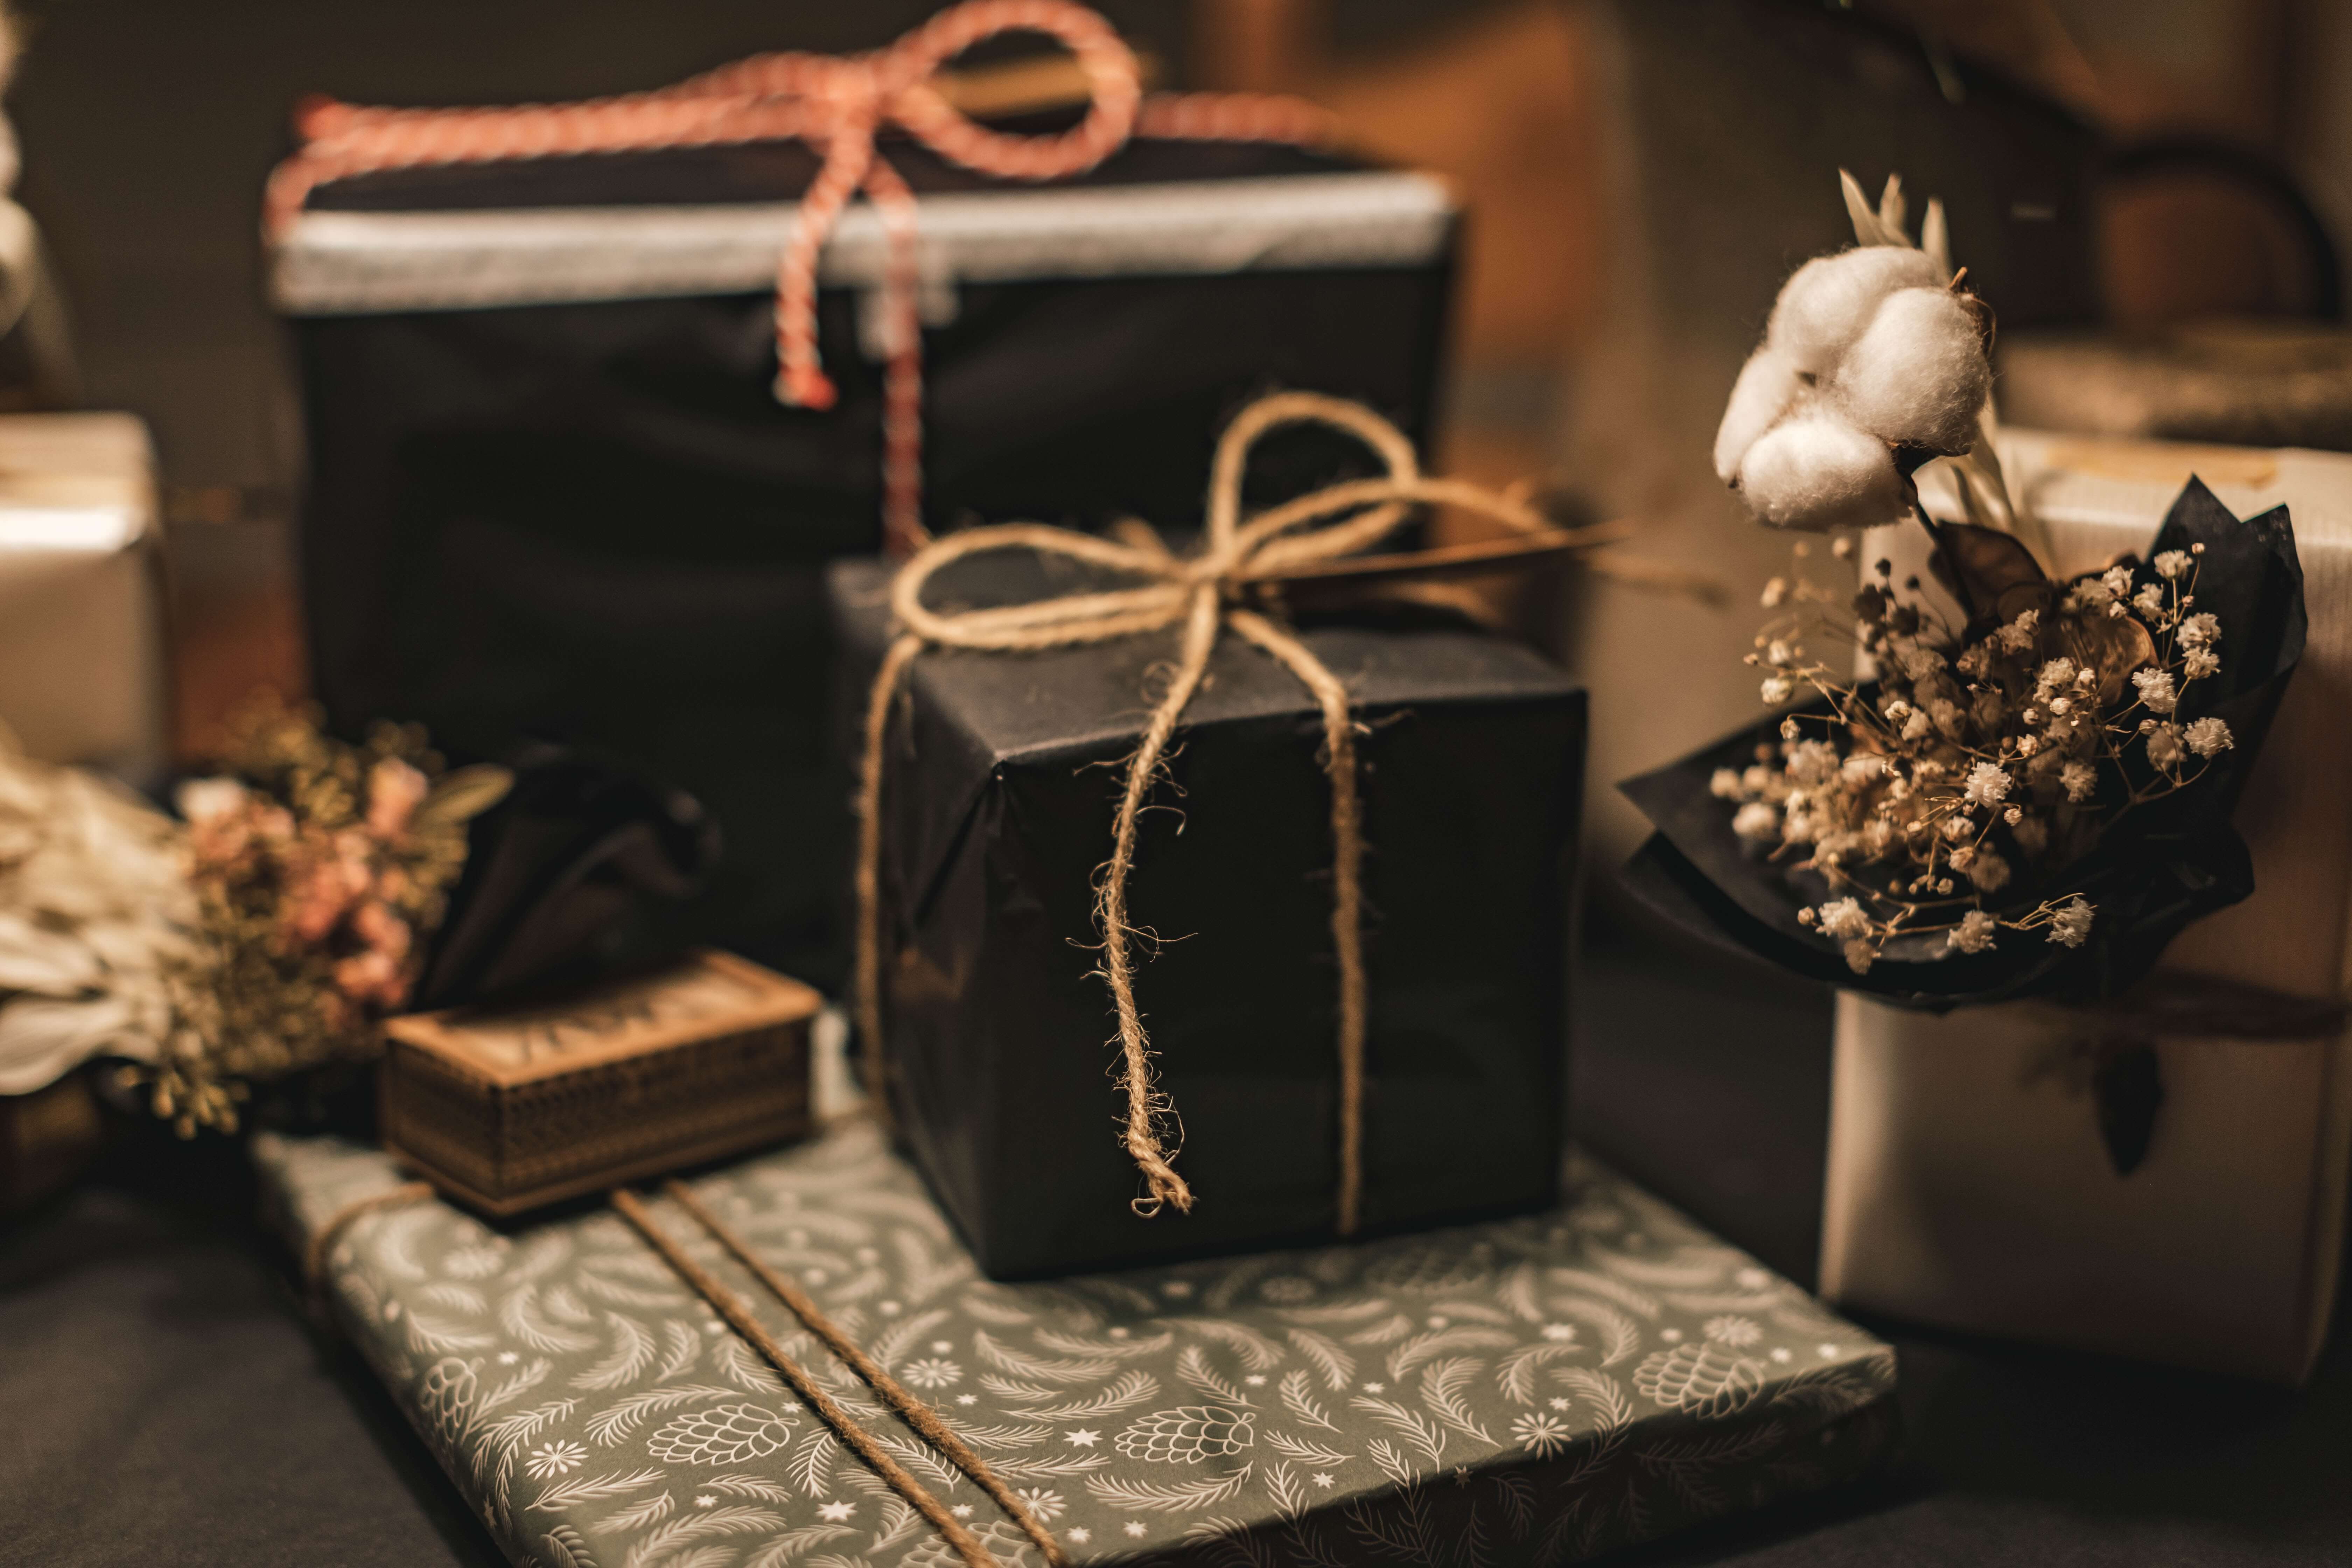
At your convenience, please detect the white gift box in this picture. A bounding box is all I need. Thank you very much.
[0,413,165,785]
[1821,429,2352,1383]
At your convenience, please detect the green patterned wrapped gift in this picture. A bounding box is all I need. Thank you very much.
[254,1120,1896,1567]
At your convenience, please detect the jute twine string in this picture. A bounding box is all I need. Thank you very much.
[612,1185,1045,1568]
[855,390,1616,1231]
[303,1175,1058,1567]
[262,0,1335,557]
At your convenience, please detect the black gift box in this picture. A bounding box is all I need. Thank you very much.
[830,556,1584,1279]
[275,131,1456,982]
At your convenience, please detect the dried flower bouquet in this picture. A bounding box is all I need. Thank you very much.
[1621,175,2306,1008]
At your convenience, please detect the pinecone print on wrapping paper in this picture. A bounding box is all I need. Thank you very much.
[1633,1342,1766,1418]
[1114,1406,1255,1463]
[647,1403,799,1465]
[418,1358,478,1463]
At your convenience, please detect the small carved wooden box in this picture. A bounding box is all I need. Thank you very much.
[380,951,817,1216]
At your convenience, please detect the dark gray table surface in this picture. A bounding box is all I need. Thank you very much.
[4,924,2348,1567]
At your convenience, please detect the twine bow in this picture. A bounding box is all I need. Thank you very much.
[856,391,1617,1232]
[263,0,1335,556]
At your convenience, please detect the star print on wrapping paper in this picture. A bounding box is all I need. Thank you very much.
[1549,1397,1570,1410]
[1361,1381,1385,1393]
[1312,1473,1334,1489]
[1124,1521,1148,1538]
[496,1351,519,1365]
[1244,1375,1266,1386]
[694,1496,715,1509]
[955,1394,979,1405]
[951,1504,973,1518]
[1066,1429,1100,1447]
[1067,1528,1092,1544]
[817,1501,855,1522]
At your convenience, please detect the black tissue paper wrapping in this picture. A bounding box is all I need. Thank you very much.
[829,557,1584,1280]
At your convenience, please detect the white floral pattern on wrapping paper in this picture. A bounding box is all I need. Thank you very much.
[258,1123,1897,1568]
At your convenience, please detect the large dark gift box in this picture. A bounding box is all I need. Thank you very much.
[832,555,1584,1279]
[256,1115,1898,1568]
[268,14,1457,985]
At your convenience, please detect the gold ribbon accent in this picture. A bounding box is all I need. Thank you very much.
[854,390,1616,1231]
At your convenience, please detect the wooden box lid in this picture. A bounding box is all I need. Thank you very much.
[382,950,821,1087]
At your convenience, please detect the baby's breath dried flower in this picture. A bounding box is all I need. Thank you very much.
[2048,897,2094,947]
[1896,643,1944,681]
[1995,609,2039,652]
[1967,852,2011,892]
[1815,898,1872,939]
[1710,768,1744,799]
[2131,668,2179,714]
[2132,583,2166,618]
[1941,814,1975,840]
[1947,911,1998,954]
[1841,939,1875,975]
[1841,752,1885,784]
[1732,801,1780,841]
[2101,565,2134,598]
[2036,658,2076,693]
[1962,761,2012,807]
[2146,723,2184,769]
[2003,805,2023,825]
[1787,739,1839,785]
[2184,647,2220,680]
[2178,612,2220,650]
[2184,716,2233,757]
[1760,576,1788,608]
[2154,549,2191,579]
[1760,674,1794,705]
[2061,761,2096,803]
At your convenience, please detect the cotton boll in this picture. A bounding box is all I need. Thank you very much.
[1765,246,1946,373]
[1735,414,1904,531]
[1714,346,1804,483]
[1831,286,1989,452]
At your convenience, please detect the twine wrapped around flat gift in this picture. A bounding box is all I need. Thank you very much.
[854,390,1620,1232]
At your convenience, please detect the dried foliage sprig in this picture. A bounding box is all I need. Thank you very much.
[138,696,509,1134]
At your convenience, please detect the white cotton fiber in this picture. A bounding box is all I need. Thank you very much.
[1735,413,1904,532]
[1832,286,1989,453]
[1714,346,1804,482]
[1765,246,1945,373]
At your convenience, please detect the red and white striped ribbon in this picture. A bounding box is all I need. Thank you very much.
[266,0,1337,556]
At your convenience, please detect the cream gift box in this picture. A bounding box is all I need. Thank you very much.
[0,412,166,784]
[1822,429,2352,1383]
